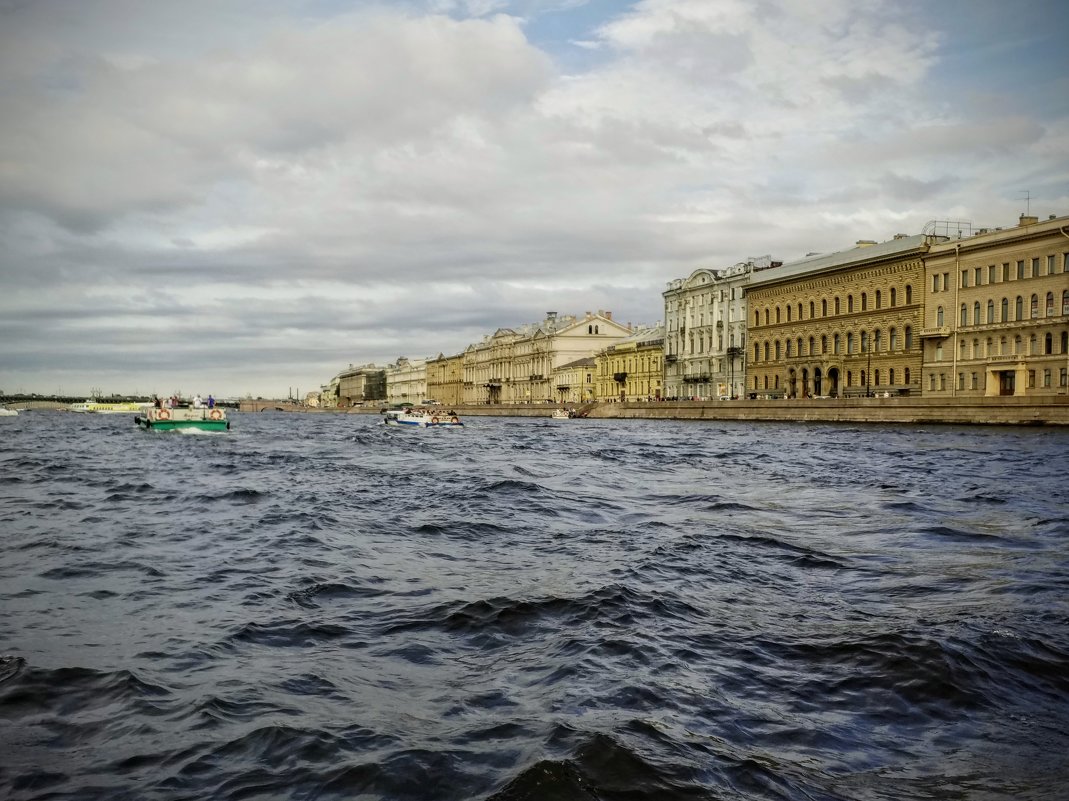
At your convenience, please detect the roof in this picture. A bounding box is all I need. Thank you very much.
[747,234,929,288]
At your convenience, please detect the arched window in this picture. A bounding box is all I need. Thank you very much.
[797,303,803,320]
[874,329,882,351]
[1015,296,1023,320]
[937,306,944,325]
[764,342,770,360]
[821,335,827,354]
[754,342,760,361]
[588,325,593,334]
[987,299,994,322]
[848,295,854,313]
[1045,333,1053,355]
[960,303,968,326]
[1001,297,1009,321]
[1014,335,1022,354]
[847,371,853,386]
[861,292,868,311]
[1063,290,1069,314]
[786,305,792,322]
[821,298,828,316]
[754,310,760,326]
[1029,335,1037,355]
[973,338,980,357]
[786,339,792,356]
[775,340,781,359]
[1046,292,1055,316]
[847,332,854,353]
[861,331,868,352]
[875,369,880,385]
[809,336,815,355]
[986,337,993,356]
[776,307,781,323]
[960,339,967,358]
[889,368,896,385]
[890,328,897,350]
[973,301,980,323]
[904,367,910,385]
[797,336,803,355]
[595,325,599,334]
[876,290,882,309]
[1030,294,1039,319]
[906,285,913,304]
[905,326,913,350]
[809,301,815,319]
[833,333,841,354]
[835,297,841,315]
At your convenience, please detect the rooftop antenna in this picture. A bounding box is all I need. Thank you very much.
[1020,190,1031,216]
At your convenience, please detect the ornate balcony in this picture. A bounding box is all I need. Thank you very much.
[919,326,950,339]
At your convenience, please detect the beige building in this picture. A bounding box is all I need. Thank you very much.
[595,325,664,402]
[664,260,769,400]
[426,353,464,406]
[551,356,596,404]
[385,357,427,405]
[921,213,1069,397]
[747,235,932,398]
[463,311,633,404]
[331,364,386,407]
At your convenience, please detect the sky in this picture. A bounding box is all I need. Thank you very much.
[1,0,1067,399]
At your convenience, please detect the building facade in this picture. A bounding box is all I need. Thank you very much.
[747,235,931,398]
[664,260,767,400]
[333,364,386,407]
[426,353,464,406]
[551,356,596,404]
[385,357,427,405]
[595,325,665,401]
[921,213,1069,397]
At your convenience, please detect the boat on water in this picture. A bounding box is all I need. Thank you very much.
[382,408,463,428]
[551,408,573,419]
[70,400,151,414]
[0,408,18,417]
[135,407,230,431]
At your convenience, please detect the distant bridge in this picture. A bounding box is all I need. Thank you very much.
[238,400,306,413]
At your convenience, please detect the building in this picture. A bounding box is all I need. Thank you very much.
[333,364,386,407]
[426,353,464,406]
[551,356,596,404]
[385,357,427,405]
[595,325,665,401]
[747,235,932,398]
[921,213,1069,397]
[664,259,770,400]
[463,311,634,404]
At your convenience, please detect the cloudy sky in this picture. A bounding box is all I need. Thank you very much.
[2,0,1066,398]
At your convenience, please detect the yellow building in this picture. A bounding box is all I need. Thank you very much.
[551,356,596,404]
[747,235,931,398]
[426,353,464,406]
[595,325,664,401]
[921,213,1069,397]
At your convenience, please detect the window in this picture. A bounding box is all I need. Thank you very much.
[875,369,881,386]
[847,332,854,353]
[905,327,912,350]
[960,303,968,326]
[1046,292,1054,316]
[809,301,815,318]
[890,368,895,385]
[1001,297,1009,321]
[874,330,882,351]
[797,337,803,356]
[1030,335,1037,355]
[890,328,897,350]
[1015,296,1023,320]
[1028,370,1035,389]
[943,273,950,290]
[1002,263,1010,281]
[890,287,897,306]
[821,298,828,316]
[937,306,944,325]
[1017,260,1025,279]
[835,297,841,314]
[1030,294,1038,319]
[961,270,969,288]
[786,305,792,322]
[1031,258,1039,278]
[776,307,781,323]
[798,303,803,320]
[861,293,868,311]
[848,295,854,313]
[786,340,792,356]
[971,372,978,390]
[905,367,911,385]
[1044,369,1051,388]
[940,373,946,391]
[821,335,827,354]
[775,341,781,359]
[875,290,882,309]
[988,264,996,283]
[1047,255,1055,275]
[861,331,868,352]
[1064,290,1069,314]
[754,343,760,361]
[987,299,994,323]
[930,374,936,391]
[755,310,760,326]
[958,373,965,391]
[935,343,943,361]
[764,342,770,360]
[975,267,982,285]
[833,333,841,354]
[1045,333,1053,355]
[960,340,967,358]
[906,285,913,304]
[933,274,940,292]
[809,336,815,355]
[973,301,981,324]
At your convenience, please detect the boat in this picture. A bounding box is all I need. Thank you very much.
[382,408,463,428]
[71,400,151,414]
[135,406,230,431]
[551,408,573,419]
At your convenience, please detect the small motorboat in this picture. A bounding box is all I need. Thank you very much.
[135,406,230,431]
[551,408,573,419]
[382,408,463,428]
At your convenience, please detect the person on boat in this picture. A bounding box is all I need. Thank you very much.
[153,396,162,409]
[207,394,215,409]
[193,394,204,409]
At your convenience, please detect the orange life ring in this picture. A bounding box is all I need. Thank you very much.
[209,409,222,420]
[431,416,440,425]
[450,416,459,424]
[157,408,171,420]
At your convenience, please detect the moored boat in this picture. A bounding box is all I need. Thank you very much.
[382,408,463,428]
[71,400,151,414]
[135,407,230,431]
[551,408,573,419]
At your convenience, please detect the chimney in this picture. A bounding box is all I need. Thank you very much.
[1019,214,1039,227]
[604,311,612,320]
[856,239,877,247]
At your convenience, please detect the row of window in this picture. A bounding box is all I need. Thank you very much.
[933,253,1069,291]
[949,331,1069,360]
[755,286,915,327]
[752,368,911,391]
[937,291,1069,326]
[754,327,915,361]
[928,369,1069,391]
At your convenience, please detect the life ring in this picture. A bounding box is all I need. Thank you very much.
[209,409,223,420]
[430,416,440,425]
[157,408,171,420]
[450,416,459,424]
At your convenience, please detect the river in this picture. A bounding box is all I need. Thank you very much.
[1,411,1067,800]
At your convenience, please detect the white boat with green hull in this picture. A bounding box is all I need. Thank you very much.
[135,407,230,431]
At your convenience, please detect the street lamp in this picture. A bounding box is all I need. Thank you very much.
[726,346,744,399]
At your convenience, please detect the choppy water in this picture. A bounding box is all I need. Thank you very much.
[1,410,1068,801]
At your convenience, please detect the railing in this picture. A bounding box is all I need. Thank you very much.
[919,326,950,338]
